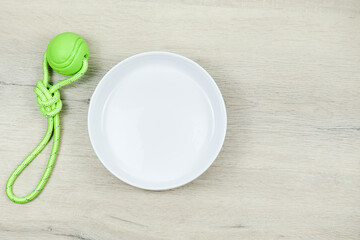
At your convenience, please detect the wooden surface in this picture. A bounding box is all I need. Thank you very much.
[1,0,360,239]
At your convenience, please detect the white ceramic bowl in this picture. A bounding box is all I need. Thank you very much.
[88,52,227,190]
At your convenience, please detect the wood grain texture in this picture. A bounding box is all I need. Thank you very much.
[0,0,360,239]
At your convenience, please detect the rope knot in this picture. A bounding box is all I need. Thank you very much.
[34,80,62,118]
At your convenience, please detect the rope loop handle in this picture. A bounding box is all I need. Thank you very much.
[6,52,88,204]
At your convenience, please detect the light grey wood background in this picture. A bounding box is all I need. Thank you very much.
[0,0,359,239]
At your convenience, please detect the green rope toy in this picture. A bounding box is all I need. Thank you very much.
[6,32,89,204]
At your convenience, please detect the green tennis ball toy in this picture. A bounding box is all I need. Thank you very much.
[47,32,89,75]
[6,32,89,204]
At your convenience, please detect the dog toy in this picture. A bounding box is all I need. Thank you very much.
[6,32,89,203]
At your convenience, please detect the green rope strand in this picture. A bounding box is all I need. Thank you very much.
[6,52,88,204]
